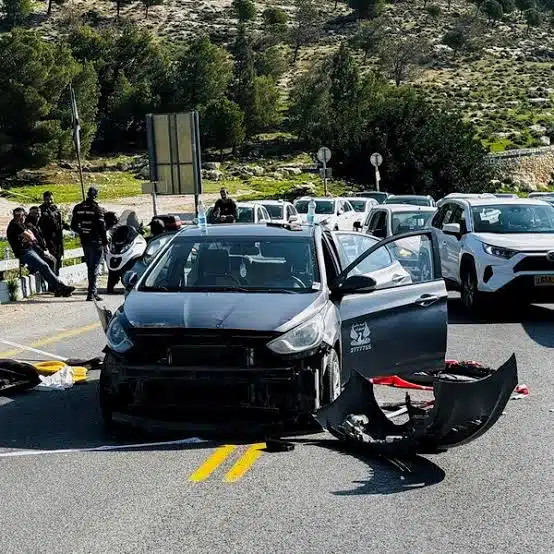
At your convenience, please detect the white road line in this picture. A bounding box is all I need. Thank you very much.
[0,437,208,458]
[0,340,67,361]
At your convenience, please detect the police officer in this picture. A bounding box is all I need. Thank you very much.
[38,191,69,276]
[71,187,108,302]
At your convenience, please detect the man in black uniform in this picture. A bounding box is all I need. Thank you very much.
[7,208,74,297]
[71,187,108,302]
[38,191,69,276]
[211,188,238,223]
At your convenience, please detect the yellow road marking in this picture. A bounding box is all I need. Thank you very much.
[188,445,237,482]
[0,323,101,358]
[224,443,266,483]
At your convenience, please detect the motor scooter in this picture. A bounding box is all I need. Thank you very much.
[105,210,147,293]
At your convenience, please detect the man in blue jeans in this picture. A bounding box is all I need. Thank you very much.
[71,187,108,301]
[6,208,75,297]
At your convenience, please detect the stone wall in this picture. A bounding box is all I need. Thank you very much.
[488,148,554,192]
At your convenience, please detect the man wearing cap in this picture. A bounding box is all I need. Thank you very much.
[38,191,69,276]
[71,187,108,301]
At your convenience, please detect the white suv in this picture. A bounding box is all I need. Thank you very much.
[432,196,554,311]
[294,197,358,230]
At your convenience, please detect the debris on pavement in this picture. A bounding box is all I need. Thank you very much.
[510,384,529,400]
[264,438,295,452]
[33,360,89,390]
[314,354,519,458]
[0,359,40,394]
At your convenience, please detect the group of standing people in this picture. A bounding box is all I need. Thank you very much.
[6,186,108,302]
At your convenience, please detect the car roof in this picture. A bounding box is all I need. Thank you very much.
[176,223,315,238]
[346,197,375,201]
[442,197,550,207]
[295,197,336,201]
[387,194,431,199]
[373,204,436,213]
[258,200,289,205]
[236,202,261,207]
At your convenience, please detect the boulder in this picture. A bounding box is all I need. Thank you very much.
[251,165,265,176]
[203,162,221,171]
[281,167,303,176]
[203,169,223,181]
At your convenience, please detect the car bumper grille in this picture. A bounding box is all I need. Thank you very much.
[513,256,554,272]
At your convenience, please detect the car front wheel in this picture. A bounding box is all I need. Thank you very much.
[461,265,482,313]
[322,348,341,405]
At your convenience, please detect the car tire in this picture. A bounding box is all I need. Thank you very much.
[461,264,483,313]
[322,348,341,405]
[98,367,115,430]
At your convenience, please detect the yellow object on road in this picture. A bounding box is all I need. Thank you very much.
[33,361,88,384]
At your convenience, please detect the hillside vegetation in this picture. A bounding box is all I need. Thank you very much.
[2,0,554,198]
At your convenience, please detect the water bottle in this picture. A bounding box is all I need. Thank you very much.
[307,198,316,225]
[197,198,207,229]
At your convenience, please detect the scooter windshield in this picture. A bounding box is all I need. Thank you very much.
[111,225,138,254]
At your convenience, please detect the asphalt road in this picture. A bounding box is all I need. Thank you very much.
[0,284,553,554]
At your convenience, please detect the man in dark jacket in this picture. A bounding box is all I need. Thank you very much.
[7,208,74,297]
[211,188,238,223]
[71,187,108,302]
[39,191,69,276]
[26,206,57,274]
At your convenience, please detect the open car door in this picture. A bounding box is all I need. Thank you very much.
[334,230,447,380]
[316,230,518,456]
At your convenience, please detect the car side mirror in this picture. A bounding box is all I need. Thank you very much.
[122,271,138,290]
[443,223,461,237]
[335,274,377,294]
[337,209,344,215]
[192,218,198,225]
[288,215,300,224]
[353,221,362,231]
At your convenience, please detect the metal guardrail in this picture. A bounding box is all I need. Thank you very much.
[0,247,83,275]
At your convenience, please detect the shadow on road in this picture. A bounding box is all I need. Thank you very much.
[448,299,554,348]
[297,439,445,495]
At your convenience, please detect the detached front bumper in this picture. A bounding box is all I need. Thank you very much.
[315,355,518,456]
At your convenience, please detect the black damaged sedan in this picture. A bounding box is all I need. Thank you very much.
[97,223,517,453]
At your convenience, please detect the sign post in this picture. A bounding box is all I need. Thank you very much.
[317,146,332,196]
[370,152,383,192]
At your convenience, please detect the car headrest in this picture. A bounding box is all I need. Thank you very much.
[260,242,284,258]
[199,249,229,273]
[230,244,259,256]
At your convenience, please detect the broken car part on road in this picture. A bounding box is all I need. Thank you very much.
[315,355,518,456]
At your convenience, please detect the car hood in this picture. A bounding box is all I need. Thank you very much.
[123,291,323,332]
[474,233,554,251]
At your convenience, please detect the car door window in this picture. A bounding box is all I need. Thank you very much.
[449,206,468,234]
[286,205,293,219]
[343,201,353,213]
[371,211,387,238]
[340,232,437,289]
[431,205,449,229]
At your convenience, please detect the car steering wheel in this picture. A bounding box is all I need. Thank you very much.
[291,276,306,288]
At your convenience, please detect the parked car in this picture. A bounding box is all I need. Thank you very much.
[432,196,554,311]
[355,191,389,204]
[96,223,517,455]
[384,195,436,207]
[294,197,358,230]
[206,202,272,224]
[346,197,379,230]
[361,204,437,238]
[259,200,301,224]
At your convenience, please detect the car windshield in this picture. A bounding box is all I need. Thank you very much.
[391,211,434,235]
[295,200,335,214]
[386,196,431,206]
[472,204,554,233]
[140,236,320,292]
[263,204,284,219]
[237,207,254,223]
[349,200,368,212]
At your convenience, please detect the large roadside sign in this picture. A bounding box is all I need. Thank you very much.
[143,112,203,196]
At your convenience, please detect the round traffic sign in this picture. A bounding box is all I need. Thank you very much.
[370,152,383,167]
[317,147,331,163]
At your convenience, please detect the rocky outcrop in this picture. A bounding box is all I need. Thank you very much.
[490,150,554,191]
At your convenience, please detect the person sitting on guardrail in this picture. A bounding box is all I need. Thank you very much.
[6,207,75,298]
[26,206,57,274]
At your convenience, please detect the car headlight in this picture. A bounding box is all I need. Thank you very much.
[482,243,517,259]
[107,316,134,353]
[397,247,413,257]
[268,313,324,355]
